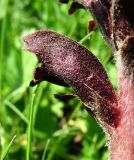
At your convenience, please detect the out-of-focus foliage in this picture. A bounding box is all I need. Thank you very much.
[0,0,117,160]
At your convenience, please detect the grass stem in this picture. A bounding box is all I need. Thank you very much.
[26,87,37,160]
[0,0,9,100]
[41,139,51,160]
[0,135,17,160]
[79,32,92,44]
[4,100,28,124]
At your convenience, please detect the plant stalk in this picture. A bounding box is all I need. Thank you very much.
[109,60,134,160]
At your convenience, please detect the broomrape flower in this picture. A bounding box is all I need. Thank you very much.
[24,0,134,159]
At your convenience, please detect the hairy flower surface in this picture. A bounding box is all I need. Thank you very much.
[24,30,119,130]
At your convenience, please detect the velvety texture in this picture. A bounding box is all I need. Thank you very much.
[24,30,119,129]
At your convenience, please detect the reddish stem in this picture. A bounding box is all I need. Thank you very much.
[110,64,134,160]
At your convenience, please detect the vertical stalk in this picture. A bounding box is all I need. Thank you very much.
[0,0,9,100]
[109,63,134,160]
[26,87,37,160]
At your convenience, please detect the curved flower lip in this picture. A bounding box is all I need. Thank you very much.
[24,29,120,129]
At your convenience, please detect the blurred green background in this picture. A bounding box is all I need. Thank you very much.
[0,0,117,160]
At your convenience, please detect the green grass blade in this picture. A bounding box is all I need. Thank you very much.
[79,32,92,44]
[0,135,16,160]
[4,100,28,124]
[41,139,51,160]
[0,0,9,100]
[33,84,43,126]
[26,87,37,160]
[67,101,82,123]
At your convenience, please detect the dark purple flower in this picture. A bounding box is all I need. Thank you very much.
[60,0,134,51]
[24,30,119,129]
